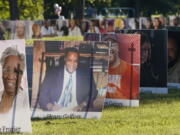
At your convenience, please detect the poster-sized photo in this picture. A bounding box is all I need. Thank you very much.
[0,40,32,133]
[117,30,168,94]
[139,17,166,30]
[0,21,13,40]
[124,18,139,30]
[167,27,180,89]
[167,16,180,27]
[10,21,32,40]
[85,33,140,107]
[113,18,126,31]
[31,40,109,119]
[139,17,153,29]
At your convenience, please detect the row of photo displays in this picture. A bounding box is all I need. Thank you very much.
[0,17,179,40]
[0,29,180,133]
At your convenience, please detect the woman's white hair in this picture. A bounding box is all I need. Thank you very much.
[0,47,25,70]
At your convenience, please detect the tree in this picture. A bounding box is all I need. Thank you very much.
[18,0,44,20]
[0,0,179,20]
[112,0,180,17]
[43,0,72,19]
[0,0,10,19]
[43,0,112,19]
[9,0,19,20]
[0,0,43,20]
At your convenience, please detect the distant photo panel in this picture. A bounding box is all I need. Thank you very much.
[117,30,168,94]
[168,27,180,88]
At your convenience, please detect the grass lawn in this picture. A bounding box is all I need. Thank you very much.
[8,89,180,135]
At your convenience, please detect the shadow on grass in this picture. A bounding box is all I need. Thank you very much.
[31,117,81,121]
[103,105,131,111]
[104,89,180,110]
[31,117,79,126]
[30,89,180,122]
[140,89,180,105]
[44,121,77,125]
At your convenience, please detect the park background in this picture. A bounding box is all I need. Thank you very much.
[0,0,180,135]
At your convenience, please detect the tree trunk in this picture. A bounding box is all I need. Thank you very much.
[9,0,19,20]
[74,0,84,19]
[135,0,140,17]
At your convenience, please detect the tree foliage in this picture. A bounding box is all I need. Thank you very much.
[43,0,112,19]
[112,0,180,16]
[0,0,10,19]
[0,0,43,20]
[0,0,179,20]
[44,0,179,18]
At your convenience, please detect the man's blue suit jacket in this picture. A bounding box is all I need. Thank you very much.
[38,65,98,111]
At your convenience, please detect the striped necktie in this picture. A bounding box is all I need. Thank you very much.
[59,74,72,107]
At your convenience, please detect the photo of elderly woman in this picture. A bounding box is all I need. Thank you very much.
[0,47,24,113]
[11,21,31,40]
[0,40,31,133]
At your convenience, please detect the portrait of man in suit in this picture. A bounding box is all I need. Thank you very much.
[38,47,98,111]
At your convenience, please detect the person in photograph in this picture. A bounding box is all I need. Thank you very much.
[140,33,159,86]
[99,20,107,34]
[127,19,136,29]
[0,22,5,40]
[57,20,69,36]
[114,18,125,31]
[32,23,41,39]
[168,35,180,83]
[172,17,180,27]
[14,21,26,39]
[104,35,139,99]
[87,20,100,33]
[159,16,166,27]
[107,20,114,33]
[152,18,163,29]
[81,20,89,35]
[41,20,56,37]
[143,18,153,29]
[68,19,82,36]
[0,47,25,114]
[38,47,98,111]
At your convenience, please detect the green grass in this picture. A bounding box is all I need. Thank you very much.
[7,89,180,135]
